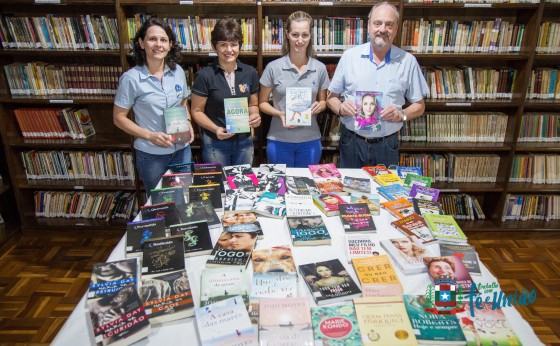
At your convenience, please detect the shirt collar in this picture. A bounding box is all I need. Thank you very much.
[360,44,404,64]
[212,59,240,74]
[281,54,317,73]
[138,64,172,80]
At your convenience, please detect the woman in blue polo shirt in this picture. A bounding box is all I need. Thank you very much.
[113,18,194,197]
[258,11,329,167]
[191,17,262,166]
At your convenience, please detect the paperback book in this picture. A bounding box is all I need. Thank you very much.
[423,255,476,293]
[169,221,213,257]
[342,176,372,194]
[224,164,258,190]
[409,185,440,202]
[252,191,286,219]
[345,234,384,263]
[350,192,381,215]
[257,172,287,195]
[199,267,250,307]
[412,198,444,216]
[258,163,286,176]
[456,302,521,346]
[195,295,258,346]
[224,98,250,133]
[206,230,258,268]
[362,165,392,178]
[141,236,185,276]
[192,171,225,195]
[285,176,320,195]
[299,258,362,306]
[311,303,362,346]
[391,213,437,245]
[381,197,415,219]
[338,203,377,233]
[251,246,298,299]
[259,297,313,345]
[163,106,190,144]
[351,255,403,297]
[168,161,194,174]
[376,184,411,201]
[188,184,223,211]
[404,174,432,188]
[373,173,405,187]
[424,214,468,243]
[439,243,482,276]
[193,162,223,174]
[312,193,347,217]
[177,200,220,229]
[150,186,185,206]
[88,258,139,300]
[354,91,382,132]
[140,202,181,228]
[223,188,258,214]
[125,218,166,258]
[396,166,422,180]
[224,221,263,240]
[287,215,331,246]
[309,163,345,195]
[286,87,312,126]
[381,237,432,275]
[161,172,192,202]
[285,194,316,217]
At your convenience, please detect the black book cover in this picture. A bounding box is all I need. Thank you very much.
[194,162,223,174]
[141,269,194,322]
[142,236,185,275]
[169,221,213,256]
[126,217,166,256]
[338,203,376,233]
[151,186,185,205]
[193,171,225,194]
[161,173,192,202]
[168,161,194,174]
[177,200,220,229]
[88,258,139,299]
[188,184,222,210]
[140,202,181,228]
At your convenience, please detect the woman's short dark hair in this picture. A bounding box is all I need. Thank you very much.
[211,17,244,49]
[132,18,182,69]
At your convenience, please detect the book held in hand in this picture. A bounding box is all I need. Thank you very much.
[286,87,312,126]
[164,106,190,144]
[224,98,250,133]
[299,258,362,306]
[354,91,383,132]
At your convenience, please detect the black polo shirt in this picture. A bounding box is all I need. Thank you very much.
[192,59,259,140]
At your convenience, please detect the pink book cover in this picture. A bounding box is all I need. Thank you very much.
[308,163,342,179]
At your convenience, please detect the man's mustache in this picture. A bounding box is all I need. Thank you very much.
[375,32,390,39]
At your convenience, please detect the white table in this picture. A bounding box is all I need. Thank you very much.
[52,168,543,346]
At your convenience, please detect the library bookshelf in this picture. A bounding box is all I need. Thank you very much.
[0,0,558,233]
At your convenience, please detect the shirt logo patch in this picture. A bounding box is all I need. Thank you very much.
[239,83,249,93]
[175,84,183,98]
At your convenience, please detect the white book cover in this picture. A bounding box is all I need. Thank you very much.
[286,87,312,126]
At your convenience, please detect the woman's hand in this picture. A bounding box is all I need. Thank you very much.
[216,127,235,140]
[310,100,325,115]
[280,112,296,129]
[187,122,195,144]
[147,131,173,147]
[249,113,261,128]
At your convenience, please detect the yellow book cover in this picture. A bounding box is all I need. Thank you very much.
[351,255,402,297]
[353,296,418,346]
[374,173,404,187]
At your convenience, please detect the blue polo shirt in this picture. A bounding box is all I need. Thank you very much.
[328,43,429,137]
[114,64,190,155]
[192,59,259,141]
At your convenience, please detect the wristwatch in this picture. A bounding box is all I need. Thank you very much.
[401,109,407,122]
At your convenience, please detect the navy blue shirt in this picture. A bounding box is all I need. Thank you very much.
[192,59,259,140]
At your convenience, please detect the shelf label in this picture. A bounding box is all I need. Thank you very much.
[440,189,460,193]
[74,186,84,190]
[257,1,262,5]
[208,52,218,57]
[50,99,73,104]
[319,1,334,5]
[35,0,62,3]
[464,3,491,7]
[445,102,471,107]
[179,0,194,4]
[75,223,85,226]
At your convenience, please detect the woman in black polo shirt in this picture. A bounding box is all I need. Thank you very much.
[191,17,261,166]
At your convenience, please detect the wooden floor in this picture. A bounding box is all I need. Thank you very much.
[0,230,559,346]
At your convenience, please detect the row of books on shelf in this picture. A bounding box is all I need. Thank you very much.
[399,112,508,143]
[21,150,135,181]
[0,14,118,51]
[127,14,256,52]
[518,113,560,142]
[526,67,560,100]
[405,0,539,3]
[14,107,95,139]
[536,21,560,54]
[510,154,560,184]
[502,194,560,221]
[400,18,524,54]
[33,190,137,220]
[422,65,517,100]
[4,63,122,97]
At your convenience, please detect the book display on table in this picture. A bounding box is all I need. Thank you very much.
[409,185,440,202]
[285,175,320,195]
[251,191,286,219]
[250,246,298,299]
[176,200,221,229]
[381,197,415,219]
[376,184,411,201]
[188,184,223,211]
[163,106,190,144]
[161,172,192,201]
[287,215,331,246]
[223,188,259,214]
[308,163,345,195]
[342,176,372,194]
[168,162,194,174]
[424,214,468,244]
[412,198,444,216]
[88,258,140,300]
[381,237,433,275]
[257,172,287,195]
[285,87,312,126]
[150,186,185,206]
[223,164,258,190]
[192,171,225,195]
[456,303,521,346]
[391,213,437,245]
[403,174,432,188]
[423,255,476,293]
[206,229,258,268]
[258,163,286,176]
[125,218,166,258]
[312,192,347,217]
[285,194,316,217]
[224,221,264,240]
[193,162,223,174]
[311,303,362,346]
[140,202,181,228]
[395,166,422,180]
[338,203,377,234]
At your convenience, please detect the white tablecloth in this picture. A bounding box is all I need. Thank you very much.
[52,168,543,346]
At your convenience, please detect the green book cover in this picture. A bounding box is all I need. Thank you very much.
[404,174,432,188]
[311,303,362,345]
[224,97,250,134]
[403,294,466,344]
[424,214,468,243]
[163,106,190,143]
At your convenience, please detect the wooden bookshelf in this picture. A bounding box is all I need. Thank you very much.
[0,0,558,231]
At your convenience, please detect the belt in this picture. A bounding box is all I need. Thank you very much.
[349,128,397,143]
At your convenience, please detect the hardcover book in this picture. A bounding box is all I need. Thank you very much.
[125,218,166,258]
[224,97,250,133]
[192,171,225,195]
[351,255,403,297]
[376,184,411,201]
[259,297,313,346]
[403,294,466,345]
[287,215,331,246]
[299,258,362,306]
[88,258,139,300]
[381,237,432,275]
[423,255,476,293]
[354,91,382,132]
[177,200,220,229]
[188,184,223,211]
[404,174,432,188]
[163,106,190,144]
[286,87,312,126]
[195,295,258,346]
[391,213,437,245]
[140,202,181,228]
[206,230,258,268]
[150,186,185,206]
[169,221,213,257]
[409,185,440,202]
[141,236,185,276]
[199,267,250,307]
[439,242,482,276]
[424,214,468,243]
[87,284,151,346]
[345,234,384,263]
[412,198,444,216]
[456,302,521,346]
[353,296,418,346]
[350,192,381,215]
[339,203,377,233]
[342,175,372,194]
[312,193,347,217]
[311,303,362,346]
[381,197,415,219]
[141,269,195,324]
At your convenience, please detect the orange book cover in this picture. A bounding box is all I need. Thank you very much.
[351,255,402,297]
[381,197,414,219]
